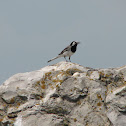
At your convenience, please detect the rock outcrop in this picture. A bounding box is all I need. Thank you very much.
[0,62,126,126]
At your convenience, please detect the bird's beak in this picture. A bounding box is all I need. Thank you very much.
[77,42,80,44]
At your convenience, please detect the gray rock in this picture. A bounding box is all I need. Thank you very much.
[0,62,126,126]
[2,91,18,104]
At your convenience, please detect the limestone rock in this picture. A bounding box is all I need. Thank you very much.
[0,62,126,126]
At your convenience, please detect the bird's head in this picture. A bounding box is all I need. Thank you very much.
[70,41,80,46]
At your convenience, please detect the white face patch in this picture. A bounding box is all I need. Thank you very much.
[72,42,76,46]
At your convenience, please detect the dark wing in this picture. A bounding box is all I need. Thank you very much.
[58,45,71,55]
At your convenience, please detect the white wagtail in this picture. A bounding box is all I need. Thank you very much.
[48,41,80,62]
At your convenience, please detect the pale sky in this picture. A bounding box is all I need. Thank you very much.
[0,0,126,84]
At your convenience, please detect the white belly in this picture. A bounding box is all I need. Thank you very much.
[62,51,74,57]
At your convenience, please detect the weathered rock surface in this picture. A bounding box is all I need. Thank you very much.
[0,62,126,126]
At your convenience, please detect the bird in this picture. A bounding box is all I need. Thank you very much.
[47,41,80,62]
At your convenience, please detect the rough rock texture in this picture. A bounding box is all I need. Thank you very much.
[0,62,126,126]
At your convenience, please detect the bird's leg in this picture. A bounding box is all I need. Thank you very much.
[64,56,67,62]
[69,56,71,62]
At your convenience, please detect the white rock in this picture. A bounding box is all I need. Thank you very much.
[0,62,126,126]
[90,71,100,80]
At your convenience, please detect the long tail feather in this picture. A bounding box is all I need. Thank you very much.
[47,55,60,63]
